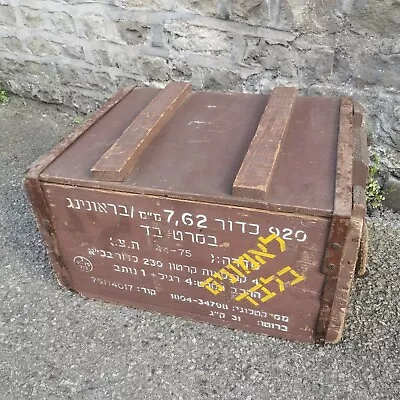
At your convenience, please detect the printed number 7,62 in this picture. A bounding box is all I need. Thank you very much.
[163,210,208,229]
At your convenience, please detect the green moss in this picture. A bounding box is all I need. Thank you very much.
[366,154,385,210]
[73,114,85,125]
[0,86,9,104]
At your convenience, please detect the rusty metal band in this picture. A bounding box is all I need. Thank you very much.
[316,97,354,344]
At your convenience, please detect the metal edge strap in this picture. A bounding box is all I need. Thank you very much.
[232,87,297,200]
[316,97,355,344]
[91,82,192,182]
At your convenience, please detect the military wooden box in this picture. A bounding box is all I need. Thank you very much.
[25,82,368,343]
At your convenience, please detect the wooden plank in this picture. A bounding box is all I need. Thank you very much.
[232,87,297,200]
[315,97,355,344]
[91,82,192,182]
[334,97,354,217]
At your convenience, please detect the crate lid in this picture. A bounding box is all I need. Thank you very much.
[39,82,352,217]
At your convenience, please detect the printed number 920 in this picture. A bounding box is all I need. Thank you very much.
[269,227,307,242]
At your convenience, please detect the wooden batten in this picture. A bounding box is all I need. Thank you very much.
[91,82,192,182]
[232,87,297,200]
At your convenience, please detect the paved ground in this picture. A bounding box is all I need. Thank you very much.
[0,95,399,400]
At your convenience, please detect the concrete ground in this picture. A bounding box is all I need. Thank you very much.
[0,95,399,400]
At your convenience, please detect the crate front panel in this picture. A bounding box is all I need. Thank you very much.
[43,183,329,342]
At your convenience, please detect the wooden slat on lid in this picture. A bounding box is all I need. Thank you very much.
[92,82,192,182]
[333,97,354,217]
[232,87,297,200]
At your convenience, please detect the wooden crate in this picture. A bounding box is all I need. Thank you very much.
[25,82,368,343]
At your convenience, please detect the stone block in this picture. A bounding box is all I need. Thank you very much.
[0,36,22,52]
[82,14,110,40]
[340,0,400,35]
[137,56,170,82]
[56,64,85,88]
[244,39,297,77]
[108,47,139,70]
[63,90,103,113]
[57,64,115,92]
[171,0,217,15]
[24,61,59,86]
[355,53,400,91]
[226,0,292,30]
[383,175,400,212]
[91,49,112,67]
[20,7,44,29]
[0,57,25,78]
[202,69,240,91]
[26,37,61,57]
[115,75,138,90]
[165,21,232,54]
[307,47,335,81]
[116,20,150,45]
[49,11,75,35]
[61,44,85,60]
[0,5,16,26]
[169,59,193,81]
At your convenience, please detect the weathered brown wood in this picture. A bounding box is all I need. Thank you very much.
[334,97,354,218]
[91,82,192,182]
[325,216,363,343]
[24,85,135,288]
[316,97,355,344]
[25,85,136,181]
[25,83,367,344]
[232,87,297,200]
[42,181,329,343]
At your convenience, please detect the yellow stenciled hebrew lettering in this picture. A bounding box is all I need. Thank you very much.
[277,266,305,286]
[258,233,286,253]
[232,256,252,274]
[247,241,276,264]
[258,276,278,302]
[242,253,261,271]
[200,277,225,295]
[218,268,239,284]
[225,263,246,278]
[235,289,260,306]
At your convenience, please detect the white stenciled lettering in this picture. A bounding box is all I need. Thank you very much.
[140,225,163,238]
[168,262,196,274]
[169,230,218,247]
[214,219,260,236]
[88,247,139,263]
[257,320,288,332]
[268,226,307,242]
[65,198,134,218]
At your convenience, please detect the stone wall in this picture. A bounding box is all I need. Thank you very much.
[0,0,399,179]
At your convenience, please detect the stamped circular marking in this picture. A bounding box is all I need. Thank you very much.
[73,256,93,272]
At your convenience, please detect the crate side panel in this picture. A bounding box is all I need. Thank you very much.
[42,183,330,343]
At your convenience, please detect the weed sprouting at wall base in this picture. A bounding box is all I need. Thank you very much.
[0,86,9,104]
[366,155,385,210]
